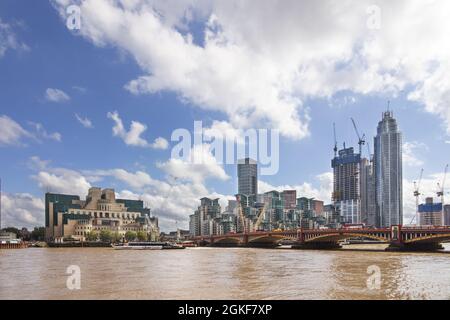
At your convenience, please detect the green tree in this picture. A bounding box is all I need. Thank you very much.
[2,227,19,235]
[125,231,137,242]
[86,231,98,241]
[31,227,45,241]
[111,232,121,243]
[99,230,112,243]
[136,231,147,241]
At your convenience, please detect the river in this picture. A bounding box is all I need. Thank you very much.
[1,245,450,300]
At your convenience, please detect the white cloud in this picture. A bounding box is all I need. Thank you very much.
[403,141,427,167]
[259,172,333,203]
[75,113,94,128]
[0,18,28,58]
[157,143,230,183]
[31,157,92,197]
[107,111,168,149]
[29,122,62,142]
[0,115,32,146]
[402,171,449,224]
[1,193,45,229]
[29,156,230,231]
[45,88,70,103]
[151,136,169,149]
[0,115,62,146]
[50,0,450,139]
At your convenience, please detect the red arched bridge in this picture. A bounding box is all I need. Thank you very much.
[192,225,450,251]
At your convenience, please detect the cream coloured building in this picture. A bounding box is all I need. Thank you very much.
[45,187,159,242]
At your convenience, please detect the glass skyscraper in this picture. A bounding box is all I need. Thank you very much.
[237,158,258,197]
[374,111,403,227]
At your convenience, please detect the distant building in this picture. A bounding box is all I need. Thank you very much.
[332,147,361,224]
[281,190,297,210]
[444,205,450,226]
[419,197,443,226]
[189,197,221,236]
[45,187,159,241]
[360,158,377,226]
[238,158,258,198]
[0,232,18,243]
[374,110,403,227]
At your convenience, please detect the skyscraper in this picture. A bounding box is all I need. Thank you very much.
[332,147,361,224]
[360,158,377,226]
[238,158,258,197]
[374,110,403,227]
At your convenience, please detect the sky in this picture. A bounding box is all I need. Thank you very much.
[1,0,450,231]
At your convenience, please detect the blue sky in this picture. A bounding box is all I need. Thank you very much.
[1,0,450,230]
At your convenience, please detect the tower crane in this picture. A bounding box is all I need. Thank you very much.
[366,141,372,163]
[235,195,248,233]
[253,204,267,232]
[410,168,423,225]
[333,122,338,157]
[437,164,448,226]
[350,117,366,156]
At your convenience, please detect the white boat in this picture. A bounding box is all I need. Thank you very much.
[112,242,163,250]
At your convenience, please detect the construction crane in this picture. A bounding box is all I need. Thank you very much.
[437,164,448,226]
[235,195,248,233]
[410,168,424,225]
[366,141,372,163]
[333,122,338,157]
[350,117,366,156]
[253,204,267,232]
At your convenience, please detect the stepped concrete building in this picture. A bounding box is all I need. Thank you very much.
[45,187,159,241]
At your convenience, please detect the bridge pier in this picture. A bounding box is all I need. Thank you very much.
[386,242,444,252]
[292,241,342,250]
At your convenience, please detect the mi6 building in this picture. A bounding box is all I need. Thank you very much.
[45,187,159,241]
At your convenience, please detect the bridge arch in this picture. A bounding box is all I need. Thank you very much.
[404,233,450,244]
[304,232,389,243]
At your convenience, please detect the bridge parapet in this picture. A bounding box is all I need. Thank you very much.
[192,225,450,251]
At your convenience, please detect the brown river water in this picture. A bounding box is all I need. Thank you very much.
[1,244,450,300]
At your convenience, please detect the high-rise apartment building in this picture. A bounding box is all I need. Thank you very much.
[332,147,361,224]
[360,158,377,226]
[374,111,403,227]
[238,158,258,197]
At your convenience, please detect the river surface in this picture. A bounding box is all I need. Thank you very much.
[1,245,450,300]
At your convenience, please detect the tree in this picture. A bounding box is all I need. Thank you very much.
[86,231,98,241]
[136,231,147,241]
[2,227,19,235]
[99,230,112,243]
[31,227,45,241]
[111,232,121,243]
[125,231,137,242]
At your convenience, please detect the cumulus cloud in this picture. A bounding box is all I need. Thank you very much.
[45,88,70,103]
[0,18,28,57]
[403,171,449,224]
[1,193,45,229]
[75,113,94,128]
[403,141,428,167]
[28,156,230,231]
[51,0,450,139]
[0,115,32,146]
[259,172,333,203]
[107,111,168,149]
[30,157,92,197]
[29,122,62,142]
[157,143,230,183]
[0,115,61,146]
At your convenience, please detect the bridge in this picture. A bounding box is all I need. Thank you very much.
[192,225,450,251]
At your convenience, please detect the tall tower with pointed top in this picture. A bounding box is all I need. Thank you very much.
[374,110,403,227]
